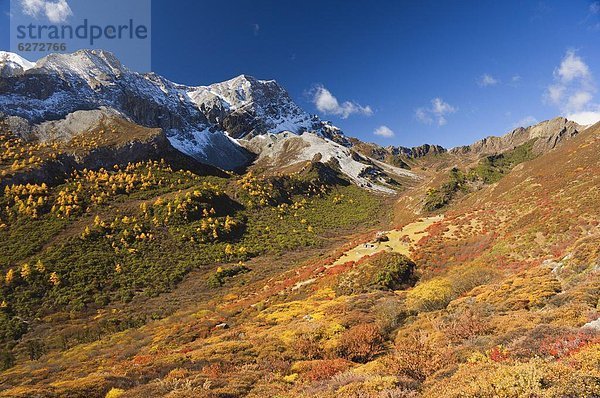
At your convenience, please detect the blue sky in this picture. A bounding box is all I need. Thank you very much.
[2,0,600,148]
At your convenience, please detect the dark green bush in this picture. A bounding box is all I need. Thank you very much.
[335,252,416,295]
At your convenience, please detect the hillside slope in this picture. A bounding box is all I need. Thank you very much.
[0,50,597,398]
[0,122,596,397]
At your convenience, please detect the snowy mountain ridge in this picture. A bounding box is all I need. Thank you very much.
[0,51,36,77]
[186,74,319,139]
[0,49,412,191]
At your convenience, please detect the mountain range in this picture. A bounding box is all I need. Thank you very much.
[0,50,598,398]
[0,49,588,195]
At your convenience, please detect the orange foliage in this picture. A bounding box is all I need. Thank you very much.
[337,323,386,363]
[294,358,353,381]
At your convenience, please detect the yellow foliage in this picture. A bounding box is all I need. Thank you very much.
[426,352,600,398]
[283,373,298,383]
[20,263,31,280]
[406,277,454,312]
[5,269,14,284]
[336,375,399,396]
[469,266,562,311]
[49,272,60,286]
[34,260,45,273]
[105,388,125,398]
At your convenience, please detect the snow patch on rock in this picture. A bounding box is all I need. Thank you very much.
[0,51,36,73]
[245,132,418,193]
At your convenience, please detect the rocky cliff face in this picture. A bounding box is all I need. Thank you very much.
[348,140,447,170]
[188,75,316,138]
[450,117,581,156]
[187,75,352,148]
[386,143,447,158]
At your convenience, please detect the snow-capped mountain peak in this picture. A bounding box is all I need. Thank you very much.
[186,74,318,139]
[0,51,36,69]
[35,49,126,87]
[0,51,36,77]
[203,74,281,110]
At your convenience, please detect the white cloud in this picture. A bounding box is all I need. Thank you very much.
[555,50,591,83]
[21,0,44,16]
[512,115,538,129]
[586,3,600,30]
[20,0,72,23]
[431,98,456,115]
[478,73,498,87]
[312,85,373,119]
[45,0,71,23]
[415,98,457,126]
[547,84,566,104]
[415,108,433,124]
[373,125,395,138]
[566,110,600,125]
[545,50,599,125]
[252,23,260,36]
[566,90,593,111]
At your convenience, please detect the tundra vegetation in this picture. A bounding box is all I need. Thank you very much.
[0,125,598,398]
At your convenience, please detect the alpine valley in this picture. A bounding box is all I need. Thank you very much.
[0,50,598,398]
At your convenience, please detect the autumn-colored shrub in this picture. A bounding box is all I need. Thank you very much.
[446,264,497,295]
[539,329,600,359]
[405,278,454,312]
[440,307,493,343]
[488,345,510,362]
[256,353,291,374]
[374,297,409,335]
[293,358,353,381]
[336,323,386,363]
[335,375,404,397]
[390,334,448,382]
[426,352,600,398]
[105,388,125,398]
[507,324,599,359]
[295,331,325,360]
[473,267,562,311]
[427,360,545,397]
[202,362,232,379]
